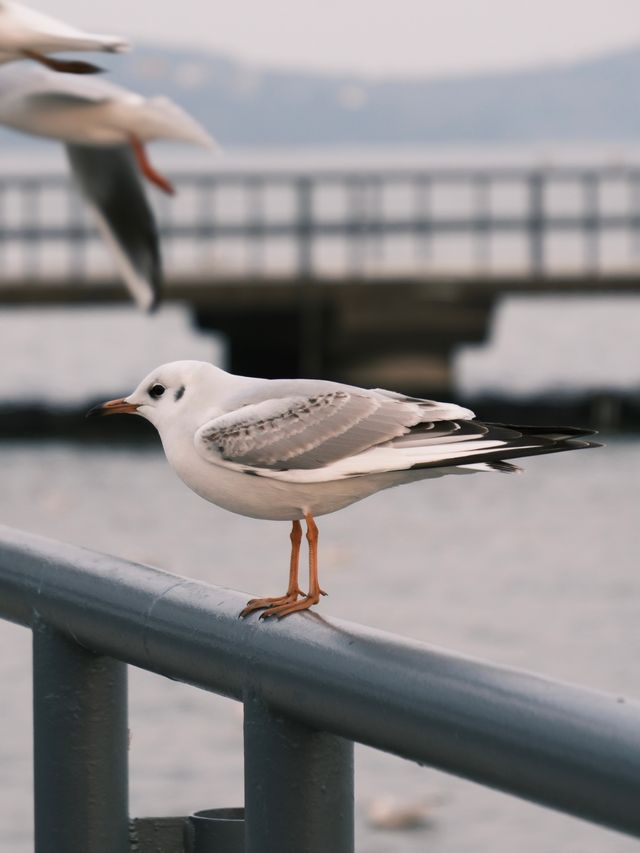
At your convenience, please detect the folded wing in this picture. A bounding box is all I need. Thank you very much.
[195,387,475,470]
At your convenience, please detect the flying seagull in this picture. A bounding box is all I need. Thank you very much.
[0,64,216,309]
[0,0,128,74]
[87,361,599,619]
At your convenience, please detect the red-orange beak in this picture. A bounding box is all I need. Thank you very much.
[85,398,139,418]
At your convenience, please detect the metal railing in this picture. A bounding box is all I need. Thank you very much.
[1,523,639,852]
[2,165,640,283]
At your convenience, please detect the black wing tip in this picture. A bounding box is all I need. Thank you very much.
[409,435,602,472]
[563,438,603,450]
[482,421,598,439]
[488,460,523,474]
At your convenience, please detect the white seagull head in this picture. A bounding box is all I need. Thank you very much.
[87,360,229,430]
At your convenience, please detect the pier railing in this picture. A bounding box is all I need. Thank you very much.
[0,524,639,852]
[1,165,640,283]
[0,528,640,853]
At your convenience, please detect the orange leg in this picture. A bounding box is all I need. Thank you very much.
[261,514,326,619]
[22,49,103,75]
[129,135,175,196]
[239,521,304,618]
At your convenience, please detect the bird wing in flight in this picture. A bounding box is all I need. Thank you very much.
[66,143,161,311]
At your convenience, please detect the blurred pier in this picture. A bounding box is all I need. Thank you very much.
[1,165,640,394]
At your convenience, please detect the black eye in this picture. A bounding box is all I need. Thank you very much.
[149,384,166,399]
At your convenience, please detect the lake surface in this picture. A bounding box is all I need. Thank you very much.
[0,141,639,850]
[2,293,640,407]
[0,436,638,852]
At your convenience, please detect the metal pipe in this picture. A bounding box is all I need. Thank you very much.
[186,809,244,853]
[244,692,353,853]
[32,618,129,853]
[1,525,639,838]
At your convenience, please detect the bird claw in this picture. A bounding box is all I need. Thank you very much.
[239,590,305,619]
[259,594,320,620]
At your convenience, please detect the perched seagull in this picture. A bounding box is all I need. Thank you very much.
[0,0,128,74]
[0,64,216,310]
[88,361,598,618]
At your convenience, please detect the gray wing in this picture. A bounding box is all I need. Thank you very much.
[194,387,472,470]
[66,143,161,311]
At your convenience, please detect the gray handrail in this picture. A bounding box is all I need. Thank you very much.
[1,523,639,840]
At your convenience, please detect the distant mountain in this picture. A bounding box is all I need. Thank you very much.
[2,43,640,148]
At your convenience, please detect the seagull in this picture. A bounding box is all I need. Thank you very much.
[0,0,128,74]
[0,63,216,309]
[87,360,598,619]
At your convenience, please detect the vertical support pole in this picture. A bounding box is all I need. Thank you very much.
[583,171,599,276]
[0,180,5,275]
[369,176,384,265]
[296,176,313,278]
[347,176,365,277]
[23,179,39,279]
[529,170,545,277]
[629,171,640,262]
[68,182,86,282]
[474,173,491,272]
[415,174,432,268]
[246,176,264,277]
[244,692,354,853]
[33,619,128,853]
[199,176,215,270]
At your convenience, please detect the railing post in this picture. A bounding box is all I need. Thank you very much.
[23,179,40,279]
[528,170,545,276]
[243,692,354,853]
[347,175,366,277]
[32,619,128,853]
[474,172,491,271]
[246,176,265,276]
[67,187,87,281]
[198,175,216,269]
[296,175,313,278]
[414,173,432,265]
[583,171,599,275]
[0,180,6,275]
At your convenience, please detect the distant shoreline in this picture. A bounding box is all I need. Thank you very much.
[2,40,640,148]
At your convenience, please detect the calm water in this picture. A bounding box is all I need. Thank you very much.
[1,141,639,850]
[0,436,638,852]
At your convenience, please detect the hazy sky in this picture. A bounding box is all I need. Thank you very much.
[41,0,640,76]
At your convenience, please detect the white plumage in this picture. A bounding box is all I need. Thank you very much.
[0,1,127,71]
[0,63,214,148]
[89,360,598,618]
